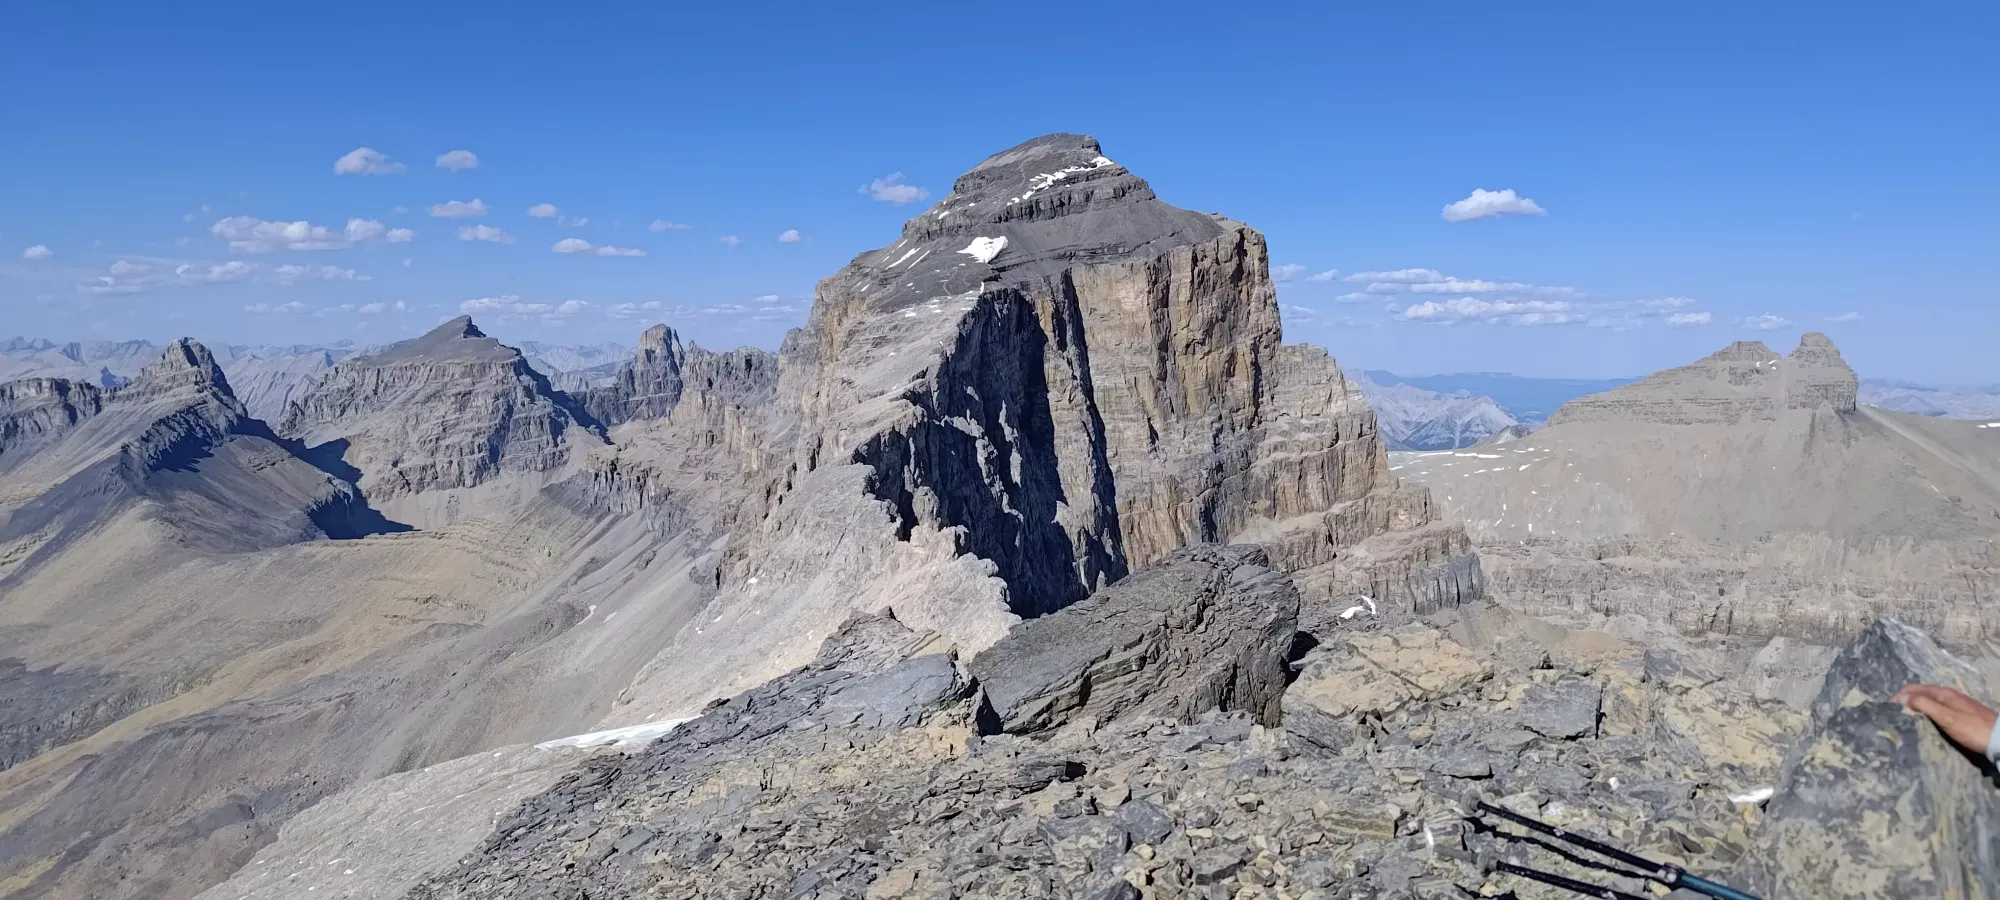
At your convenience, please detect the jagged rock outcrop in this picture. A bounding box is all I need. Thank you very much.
[1393,332,2000,646]
[969,544,1299,734]
[1550,332,1858,426]
[280,316,603,499]
[1738,619,2000,899]
[581,324,779,435]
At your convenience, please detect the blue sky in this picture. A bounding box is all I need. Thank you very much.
[2,1,1994,381]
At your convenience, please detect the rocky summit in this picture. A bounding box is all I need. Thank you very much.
[1,133,1995,900]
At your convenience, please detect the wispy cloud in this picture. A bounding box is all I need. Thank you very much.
[21,245,52,261]
[1666,312,1713,327]
[357,301,406,315]
[719,235,742,247]
[1272,263,1307,282]
[1398,297,1579,326]
[429,199,488,218]
[271,264,369,284]
[1740,314,1793,331]
[1305,269,1339,282]
[210,217,397,253]
[333,147,405,176]
[527,203,561,218]
[460,295,589,323]
[1826,312,1864,323]
[457,225,515,243]
[778,229,803,244]
[861,172,930,205]
[1441,188,1546,222]
[649,219,691,232]
[435,150,479,171]
[245,301,310,314]
[552,237,644,256]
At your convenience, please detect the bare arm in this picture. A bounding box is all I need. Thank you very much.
[1893,684,2000,761]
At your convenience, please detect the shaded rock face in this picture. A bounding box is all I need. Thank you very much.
[968,544,1299,734]
[280,316,602,498]
[0,377,105,472]
[582,324,779,435]
[1551,332,1858,426]
[1739,619,2000,899]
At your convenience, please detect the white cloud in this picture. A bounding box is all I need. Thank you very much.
[862,172,930,205]
[1305,269,1339,282]
[344,218,386,241]
[1366,278,1547,294]
[1334,292,1374,303]
[1740,314,1792,331]
[333,147,405,176]
[558,215,587,227]
[22,245,52,261]
[460,295,587,322]
[1346,268,1444,284]
[778,229,802,244]
[272,264,369,284]
[1271,263,1307,282]
[720,235,742,247]
[386,228,415,243]
[1441,188,1547,223]
[1826,312,1864,323]
[1666,312,1713,327]
[606,300,666,319]
[429,199,488,218]
[244,301,309,314]
[109,259,149,276]
[1639,296,1697,310]
[649,219,691,232]
[390,205,410,215]
[213,217,344,252]
[358,302,387,314]
[527,203,561,218]
[435,150,479,171]
[551,237,643,256]
[1398,297,1577,326]
[458,225,515,243]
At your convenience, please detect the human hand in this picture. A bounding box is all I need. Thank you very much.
[1893,684,1998,755]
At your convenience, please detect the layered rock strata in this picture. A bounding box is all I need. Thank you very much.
[1393,333,2000,646]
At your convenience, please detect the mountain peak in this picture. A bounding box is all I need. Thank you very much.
[1551,333,1857,425]
[360,315,517,366]
[124,337,236,402]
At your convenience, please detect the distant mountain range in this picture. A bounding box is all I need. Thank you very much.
[1859,378,2000,420]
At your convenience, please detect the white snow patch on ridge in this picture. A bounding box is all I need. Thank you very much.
[1009,155,1117,204]
[535,716,701,751]
[958,236,1007,264]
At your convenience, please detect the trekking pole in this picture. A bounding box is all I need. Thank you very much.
[1473,802,1763,900]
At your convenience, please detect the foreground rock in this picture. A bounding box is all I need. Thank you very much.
[1392,332,2000,646]
[1738,619,2000,899]
[232,549,1841,900]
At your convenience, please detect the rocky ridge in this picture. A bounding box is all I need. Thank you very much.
[1348,371,1521,451]
[205,545,1990,900]
[1392,332,2000,646]
[279,316,603,500]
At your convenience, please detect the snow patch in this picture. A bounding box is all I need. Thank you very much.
[887,247,920,268]
[535,716,701,751]
[1730,786,1775,805]
[1336,595,1378,620]
[958,236,1007,264]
